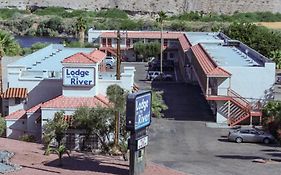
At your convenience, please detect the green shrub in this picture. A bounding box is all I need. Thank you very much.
[0,8,27,19]
[19,134,36,142]
[170,11,281,22]
[33,7,66,16]
[0,117,5,136]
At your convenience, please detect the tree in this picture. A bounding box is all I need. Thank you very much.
[270,50,281,69]
[73,106,114,152]
[48,145,70,167]
[152,91,168,118]
[0,116,5,136]
[106,85,126,150]
[156,11,167,73]
[133,41,161,61]
[262,101,281,144]
[223,22,281,58]
[0,29,22,57]
[43,111,69,150]
[75,16,87,45]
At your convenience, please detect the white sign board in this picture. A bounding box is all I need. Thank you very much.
[137,136,148,150]
[63,67,95,86]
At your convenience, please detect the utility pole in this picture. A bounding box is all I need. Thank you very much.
[116,30,121,80]
[114,30,121,149]
[160,25,163,74]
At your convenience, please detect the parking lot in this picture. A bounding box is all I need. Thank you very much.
[127,62,281,175]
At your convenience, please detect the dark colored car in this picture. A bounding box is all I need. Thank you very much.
[228,128,275,144]
[148,59,174,71]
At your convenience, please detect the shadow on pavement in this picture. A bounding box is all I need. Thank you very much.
[261,149,280,152]
[217,138,230,142]
[151,81,214,122]
[267,153,281,157]
[216,155,264,160]
[44,155,128,175]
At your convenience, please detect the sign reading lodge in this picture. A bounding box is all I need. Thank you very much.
[135,93,151,130]
[126,91,152,131]
[63,67,95,86]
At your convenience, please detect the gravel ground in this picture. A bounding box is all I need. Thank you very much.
[0,138,187,175]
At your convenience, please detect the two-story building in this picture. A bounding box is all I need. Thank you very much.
[88,30,275,126]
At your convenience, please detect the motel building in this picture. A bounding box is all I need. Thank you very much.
[88,30,275,126]
[3,30,276,141]
[3,44,136,140]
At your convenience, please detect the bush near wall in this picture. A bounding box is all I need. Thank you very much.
[0,117,5,137]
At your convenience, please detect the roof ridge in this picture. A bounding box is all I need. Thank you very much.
[198,43,218,67]
[95,94,109,106]
[80,52,96,63]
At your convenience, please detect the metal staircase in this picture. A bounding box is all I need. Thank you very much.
[218,89,262,126]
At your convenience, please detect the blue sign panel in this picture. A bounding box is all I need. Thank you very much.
[126,91,152,131]
[63,67,95,86]
[135,93,151,130]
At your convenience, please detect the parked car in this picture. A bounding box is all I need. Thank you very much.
[148,59,174,71]
[104,56,116,68]
[146,71,161,80]
[146,71,173,81]
[228,128,275,144]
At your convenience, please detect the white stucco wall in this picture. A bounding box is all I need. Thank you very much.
[6,119,27,139]
[8,99,24,115]
[27,112,42,140]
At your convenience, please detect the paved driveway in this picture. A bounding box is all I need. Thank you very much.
[147,81,281,175]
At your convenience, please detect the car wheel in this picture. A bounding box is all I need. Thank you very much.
[235,137,243,143]
[263,138,270,144]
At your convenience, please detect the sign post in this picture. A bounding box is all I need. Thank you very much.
[126,91,152,175]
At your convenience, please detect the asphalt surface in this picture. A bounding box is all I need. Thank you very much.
[128,62,281,175]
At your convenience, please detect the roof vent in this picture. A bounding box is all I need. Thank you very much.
[224,40,240,47]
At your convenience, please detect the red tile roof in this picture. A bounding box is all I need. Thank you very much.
[89,50,107,62]
[26,103,42,113]
[62,50,106,64]
[178,34,192,51]
[41,95,109,109]
[191,44,231,77]
[2,88,27,98]
[5,103,42,120]
[5,109,26,120]
[101,31,182,39]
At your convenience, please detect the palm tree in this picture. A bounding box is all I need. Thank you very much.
[106,85,125,152]
[75,16,87,45]
[47,145,70,167]
[156,11,167,74]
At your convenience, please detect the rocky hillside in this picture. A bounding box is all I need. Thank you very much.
[0,0,281,15]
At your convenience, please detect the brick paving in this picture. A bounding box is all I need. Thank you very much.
[0,138,187,175]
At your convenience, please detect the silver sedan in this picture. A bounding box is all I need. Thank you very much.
[228,128,275,144]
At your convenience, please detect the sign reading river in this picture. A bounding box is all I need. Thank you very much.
[63,67,95,86]
[126,91,152,131]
